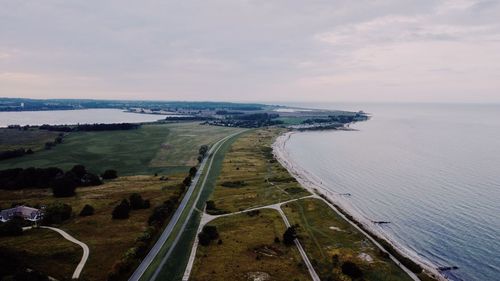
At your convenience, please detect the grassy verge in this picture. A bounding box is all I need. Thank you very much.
[282,198,413,281]
[0,123,239,175]
[190,209,312,281]
[139,130,246,281]
[209,128,310,213]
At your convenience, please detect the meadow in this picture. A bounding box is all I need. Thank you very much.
[0,123,239,175]
[0,174,186,281]
[190,209,312,281]
[282,198,413,281]
[208,128,310,213]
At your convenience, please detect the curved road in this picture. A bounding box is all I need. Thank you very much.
[23,226,90,279]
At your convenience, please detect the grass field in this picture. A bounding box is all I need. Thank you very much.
[190,209,312,281]
[0,128,60,151]
[208,128,310,213]
[0,228,81,280]
[0,123,239,175]
[0,174,186,281]
[282,198,413,281]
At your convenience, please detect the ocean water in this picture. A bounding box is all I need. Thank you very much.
[283,103,500,281]
[0,109,165,127]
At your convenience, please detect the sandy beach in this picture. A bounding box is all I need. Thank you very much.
[272,131,448,281]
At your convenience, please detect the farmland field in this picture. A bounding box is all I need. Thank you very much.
[0,123,239,175]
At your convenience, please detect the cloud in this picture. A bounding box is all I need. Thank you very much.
[0,0,499,102]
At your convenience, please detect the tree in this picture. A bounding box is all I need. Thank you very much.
[112,199,130,219]
[283,226,297,246]
[52,172,78,197]
[182,176,192,187]
[102,169,118,180]
[129,193,145,210]
[198,231,211,246]
[341,261,363,279]
[202,225,219,240]
[44,203,72,224]
[205,200,216,211]
[79,204,95,216]
[0,219,23,237]
[189,167,197,178]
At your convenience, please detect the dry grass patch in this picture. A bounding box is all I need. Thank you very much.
[0,175,185,281]
[209,128,309,213]
[190,209,311,281]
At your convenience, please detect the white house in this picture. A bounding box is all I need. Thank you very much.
[0,206,43,223]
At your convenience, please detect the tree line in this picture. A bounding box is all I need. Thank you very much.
[0,165,118,197]
[39,123,140,132]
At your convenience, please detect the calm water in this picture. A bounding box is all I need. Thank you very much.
[283,103,500,281]
[0,109,164,127]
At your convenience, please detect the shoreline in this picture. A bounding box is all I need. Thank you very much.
[272,130,448,281]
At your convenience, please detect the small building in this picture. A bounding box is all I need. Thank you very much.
[0,206,44,223]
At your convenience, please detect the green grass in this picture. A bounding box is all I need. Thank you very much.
[282,198,413,281]
[190,209,311,281]
[0,128,60,151]
[0,123,239,176]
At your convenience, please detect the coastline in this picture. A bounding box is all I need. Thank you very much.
[272,130,448,281]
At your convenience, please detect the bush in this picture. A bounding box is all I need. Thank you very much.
[206,200,216,211]
[198,231,211,246]
[112,199,130,219]
[341,261,363,279]
[44,203,72,224]
[70,164,87,179]
[81,172,102,187]
[79,204,95,216]
[189,167,197,178]
[148,200,175,226]
[202,225,219,240]
[102,169,118,180]
[51,172,78,197]
[182,176,192,187]
[129,193,146,210]
[0,219,23,237]
[283,226,297,246]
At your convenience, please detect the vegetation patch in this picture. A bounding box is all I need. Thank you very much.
[282,198,413,281]
[189,209,311,281]
[209,128,310,212]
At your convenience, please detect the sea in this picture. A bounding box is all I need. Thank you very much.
[282,103,500,281]
[0,109,165,127]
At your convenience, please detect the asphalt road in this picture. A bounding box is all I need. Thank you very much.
[128,130,244,281]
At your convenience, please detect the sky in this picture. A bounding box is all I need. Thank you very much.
[1,0,499,103]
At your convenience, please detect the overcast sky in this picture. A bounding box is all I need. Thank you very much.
[1,0,499,103]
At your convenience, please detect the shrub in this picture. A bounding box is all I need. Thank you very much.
[129,193,146,210]
[283,226,297,246]
[202,225,219,240]
[206,200,216,211]
[102,169,118,180]
[70,164,87,179]
[182,176,192,187]
[112,199,130,219]
[81,172,102,187]
[44,203,72,224]
[51,172,78,197]
[341,261,363,279]
[198,231,211,246]
[189,167,197,178]
[79,204,95,216]
[0,219,23,237]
